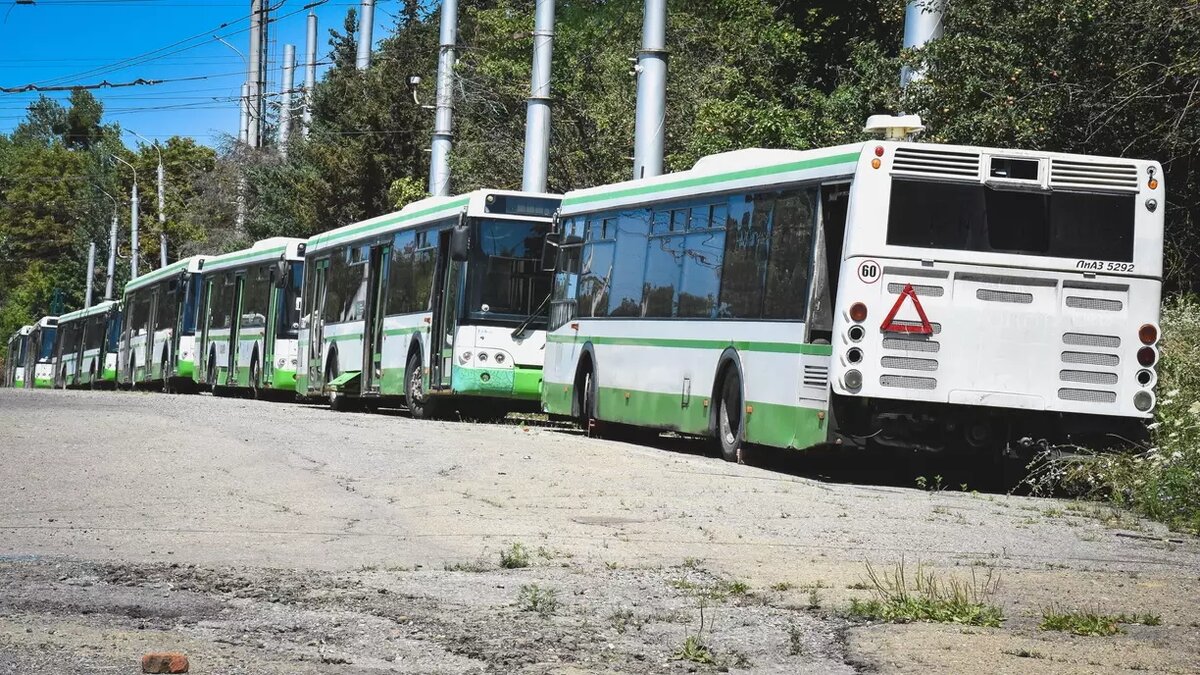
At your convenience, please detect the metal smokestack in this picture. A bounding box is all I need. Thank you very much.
[429,0,458,197]
[521,0,555,193]
[247,0,263,147]
[900,0,945,90]
[279,44,296,157]
[357,0,375,71]
[303,12,318,137]
[632,0,667,180]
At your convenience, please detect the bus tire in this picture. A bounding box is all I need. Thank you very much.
[716,368,746,463]
[162,354,174,394]
[575,361,597,430]
[249,353,262,400]
[405,351,438,419]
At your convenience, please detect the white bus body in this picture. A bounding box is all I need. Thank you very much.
[542,142,1162,459]
[298,190,560,415]
[6,325,33,388]
[118,256,208,390]
[54,300,122,388]
[25,316,59,389]
[196,238,305,395]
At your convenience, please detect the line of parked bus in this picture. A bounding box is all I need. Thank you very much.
[4,132,1166,466]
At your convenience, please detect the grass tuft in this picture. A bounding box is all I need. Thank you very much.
[1040,608,1162,636]
[499,542,530,569]
[845,560,1003,627]
[516,584,558,617]
[673,634,714,664]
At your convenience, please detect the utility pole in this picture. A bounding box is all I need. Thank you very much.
[85,243,96,309]
[303,11,317,137]
[128,130,168,268]
[279,44,296,157]
[112,155,139,279]
[900,0,945,90]
[96,188,118,301]
[247,0,264,147]
[521,0,555,194]
[357,0,375,71]
[429,0,458,197]
[239,83,250,144]
[632,0,667,180]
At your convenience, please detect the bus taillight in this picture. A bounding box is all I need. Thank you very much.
[1139,324,1158,345]
[1137,346,1157,367]
[850,303,868,323]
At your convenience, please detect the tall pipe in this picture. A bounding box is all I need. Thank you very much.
[521,0,555,194]
[303,12,317,137]
[156,157,166,268]
[279,44,296,157]
[239,83,250,144]
[247,0,263,147]
[85,242,96,309]
[105,208,117,301]
[900,0,945,90]
[357,0,375,71]
[429,0,458,197]
[632,0,667,180]
[130,181,139,279]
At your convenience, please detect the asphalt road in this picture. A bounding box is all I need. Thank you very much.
[1,388,1197,673]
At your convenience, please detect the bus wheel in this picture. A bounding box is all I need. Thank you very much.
[162,355,175,394]
[406,352,437,419]
[717,370,745,463]
[575,364,597,431]
[249,356,262,400]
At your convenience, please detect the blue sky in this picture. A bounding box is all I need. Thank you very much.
[0,0,397,147]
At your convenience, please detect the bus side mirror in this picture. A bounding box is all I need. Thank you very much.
[450,220,470,262]
[274,259,289,288]
[540,232,561,272]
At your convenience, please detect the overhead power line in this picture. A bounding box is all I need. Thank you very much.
[0,74,212,93]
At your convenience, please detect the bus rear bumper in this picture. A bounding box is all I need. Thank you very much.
[452,365,542,400]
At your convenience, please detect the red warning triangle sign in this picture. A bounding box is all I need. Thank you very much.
[880,283,933,335]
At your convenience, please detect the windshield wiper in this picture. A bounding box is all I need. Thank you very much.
[511,293,552,339]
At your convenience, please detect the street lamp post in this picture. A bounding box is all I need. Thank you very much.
[127,130,167,268]
[95,187,120,301]
[111,155,139,280]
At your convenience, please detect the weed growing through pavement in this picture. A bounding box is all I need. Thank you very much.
[1002,648,1046,659]
[1040,607,1162,636]
[516,584,558,617]
[787,623,805,656]
[443,559,489,572]
[500,542,531,569]
[846,560,1003,627]
[673,601,716,665]
[608,608,645,634]
[770,581,794,592]
[807,587,822,610]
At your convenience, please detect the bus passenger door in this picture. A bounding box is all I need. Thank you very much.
[227,274,245,385]
[363,244,391,394]
[429,230,462,392]
[307,259,329,389]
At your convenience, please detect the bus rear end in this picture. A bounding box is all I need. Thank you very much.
[830,142,1163,454]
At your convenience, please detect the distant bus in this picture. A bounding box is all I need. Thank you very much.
[196,238,305,397]
[118,255,208,392]
[5,325,32,388]
[297,190,561,416]
[53,300,123,389]
[542,140,1162,462]
[24,316,58,389]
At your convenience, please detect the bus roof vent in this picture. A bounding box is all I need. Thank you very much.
[1050,159,1139,191]
[892,147,981,180]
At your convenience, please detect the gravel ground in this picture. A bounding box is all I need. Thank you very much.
[0,388,1198,673]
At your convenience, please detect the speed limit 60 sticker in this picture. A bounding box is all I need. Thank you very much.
[857,259,881,284]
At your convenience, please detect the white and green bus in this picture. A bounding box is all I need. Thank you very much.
[5,325,32,388]
[542,138,1163,462]
[297,190,560,415]
[24,316,59,389]
[118,255,208,391]
[53,300,123,389]
[195,237,305,397]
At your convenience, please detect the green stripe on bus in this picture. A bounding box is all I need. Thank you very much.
[205,246,286,271]
[326,333,364,342]
[308,196,470,251]
[547,333,832,355]
[383,327,423,337]
[562,152,860,208]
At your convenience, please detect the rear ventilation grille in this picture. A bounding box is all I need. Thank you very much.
[803,364,828,388]
[1060,370,1119,385]
[1066,296,1123,312]
[1064,333,1121,349]
[888,283,944,297]
[881,356,938,372]
[977,289,1033,304]
[883,337,940,353]
[881,374,937,390]
[1059,388,1118,403]
[1050,159,1139,191]
[1062,351,1120,367]
[893,147,981,180]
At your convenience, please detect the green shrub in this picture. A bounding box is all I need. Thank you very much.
[846,560,1004,628]
[499,542,530,569]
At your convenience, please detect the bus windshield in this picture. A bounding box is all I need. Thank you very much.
[465,218,551,325]
[278,261,303,338]
[886,179,1136,262]
[181,274,202,335]
[106,312,122,352]
[38,329,56,361]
